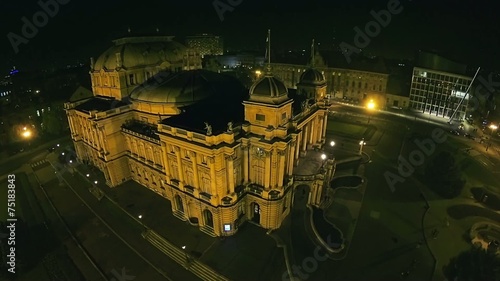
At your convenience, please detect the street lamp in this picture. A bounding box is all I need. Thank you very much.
[86,173,90,177]
[182,245,190,268]
[367,100,375,110]
[330,141,335,147]
[321,153,327,160]
[489,124,498,136]
[359,138,366,155]
[366,100,376,123]
[138,215,146,231]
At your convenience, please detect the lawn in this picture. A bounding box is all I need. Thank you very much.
[327,121,368,139]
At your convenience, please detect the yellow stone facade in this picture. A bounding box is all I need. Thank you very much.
[65,36,329,237]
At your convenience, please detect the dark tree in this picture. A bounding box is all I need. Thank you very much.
[42,107,63,136]
[425,151,465,198]
[443,247,500,281]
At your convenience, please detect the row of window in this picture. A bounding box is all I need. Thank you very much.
[93,75,118,87]
[409,101,466,111]
[168,144,209,164]
[414,70,471,84]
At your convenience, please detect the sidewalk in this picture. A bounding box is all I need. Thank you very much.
[74,162,286,281]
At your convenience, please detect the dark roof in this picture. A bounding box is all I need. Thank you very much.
[122,120,159,140]
[415,50,467,75]
[299,68,326,85]
[130,70,228,104]
[74,96,128,112]
[161,73,248,134]
[249,75,288,98]
[274,50,388,74]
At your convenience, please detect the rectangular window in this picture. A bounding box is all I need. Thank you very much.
[256,114,265,121]
[129,74,135,85]
[281,112,287,121]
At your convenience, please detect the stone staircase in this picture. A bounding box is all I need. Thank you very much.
[200,225,217,237]
[143,230,230,281]
[173,210,187,221]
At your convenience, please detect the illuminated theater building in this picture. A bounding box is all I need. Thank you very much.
[65,34,329,236]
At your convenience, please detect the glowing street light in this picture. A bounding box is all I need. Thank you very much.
[21,130,32,138]
[489,124,498,136]
[255,70,262,78]
[94,180,98,185]
[181,245,190,268]
[330,141,335,147]
[321,153,327,160]
[367,100,376,110]
[138,215,146,231]
[359,138,367,155]
[86,173,90,177]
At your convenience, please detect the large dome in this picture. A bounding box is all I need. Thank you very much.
[249,75,288,98]
[129,69,241,105]
[299,68,326,85]
[93,36,186,71]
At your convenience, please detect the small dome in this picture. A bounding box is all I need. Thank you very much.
[93,36,186,71]
[249,75,288,98]
[299,68,326,85]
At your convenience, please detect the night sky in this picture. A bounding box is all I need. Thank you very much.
[1,0,499,73]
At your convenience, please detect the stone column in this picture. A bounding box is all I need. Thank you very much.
[226,154,235,194]
[243,145,249,183]
[317,117,323,143]
[302,126,308,152]
[191,152,199,188]
[309,119,316,144]
[278,150,286,187]
[288,141,296,175]
[175,146,184,184]
[209,157,217,195]
[323,114,328,141]
[68,114,76,136]
[264,150,271,188]
[295,134,301,160]
[161,142,171,180]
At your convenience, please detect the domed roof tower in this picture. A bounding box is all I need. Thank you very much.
[244,30,293,132]
[297,39,327,102]
[248,31,289,105]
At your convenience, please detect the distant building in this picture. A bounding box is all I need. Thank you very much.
[270,50,389,106]
[185,34,224,57]
[204,53,265,70]
[408,52,472,120]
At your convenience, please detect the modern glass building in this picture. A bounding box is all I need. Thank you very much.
[409,67,472,120]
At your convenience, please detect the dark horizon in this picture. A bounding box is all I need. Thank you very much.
[1,0,499,73]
